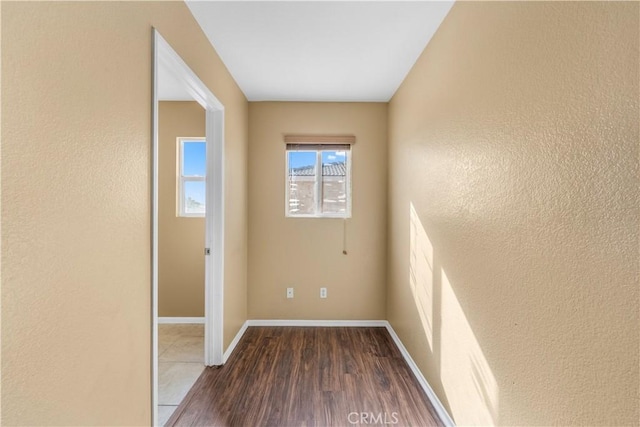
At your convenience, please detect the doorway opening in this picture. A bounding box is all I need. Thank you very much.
[152,29,225,426]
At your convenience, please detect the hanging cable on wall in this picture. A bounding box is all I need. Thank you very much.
[343,218,348,255]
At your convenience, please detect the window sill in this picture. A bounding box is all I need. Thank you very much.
[286,214,351,219]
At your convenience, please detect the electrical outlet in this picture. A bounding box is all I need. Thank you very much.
[320,287,327,299]
[287,287,294,299]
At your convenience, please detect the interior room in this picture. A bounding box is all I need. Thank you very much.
[1,1,638,426]
[157,100,207,424]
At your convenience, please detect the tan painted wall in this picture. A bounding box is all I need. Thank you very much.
[387,2,639,425]
[1,2,248,425]
[248,102,387,320]
[159,102,205,317]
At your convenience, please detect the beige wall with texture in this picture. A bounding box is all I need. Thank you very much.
[159,101,205,318]
[387,2,639,426]
[248,102,387,320]
[1,2,248,425]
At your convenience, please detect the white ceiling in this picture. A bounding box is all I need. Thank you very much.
[181,1,454,102]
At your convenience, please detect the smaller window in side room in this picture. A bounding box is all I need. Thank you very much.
[178,138,206,217]
[285,140,352,218]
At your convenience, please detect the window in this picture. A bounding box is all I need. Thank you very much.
[178,138,206,217]
[286,143,352,218]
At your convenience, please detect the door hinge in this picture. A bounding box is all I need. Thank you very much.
[204,248,211,255]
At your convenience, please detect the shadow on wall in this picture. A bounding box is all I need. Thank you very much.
[409,202,499,425]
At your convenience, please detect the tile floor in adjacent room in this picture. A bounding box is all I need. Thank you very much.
[157,324,205,426]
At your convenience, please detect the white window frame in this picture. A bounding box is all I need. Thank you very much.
[178,137,206,217]
[285,146,352,218]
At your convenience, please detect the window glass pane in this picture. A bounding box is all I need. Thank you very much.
[322,150,347,214]
[184,181,206,214]
[288,151,316,215]
[183,141,206,176]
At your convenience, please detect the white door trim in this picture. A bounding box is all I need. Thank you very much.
[152,29,225,426]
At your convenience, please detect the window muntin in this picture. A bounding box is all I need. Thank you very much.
[286,145,351,218]
[178,138,206,217]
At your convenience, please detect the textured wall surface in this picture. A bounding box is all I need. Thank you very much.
[1,2,248,425]
[248,102,387,320]
[387,2,639,425]
[159,102,205,317]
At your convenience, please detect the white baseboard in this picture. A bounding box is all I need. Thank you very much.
[223,321,249,363]
[157,317,205,324]
[246,319,388,327]
[225,319,454,426]
[384,321,455,427]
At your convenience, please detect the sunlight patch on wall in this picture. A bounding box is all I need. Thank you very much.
[409,202,434,351]
[441,269,499,425]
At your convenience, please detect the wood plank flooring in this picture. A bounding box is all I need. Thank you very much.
[166,327,443,427]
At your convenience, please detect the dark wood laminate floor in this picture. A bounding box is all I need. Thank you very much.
[166,327,443,427]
